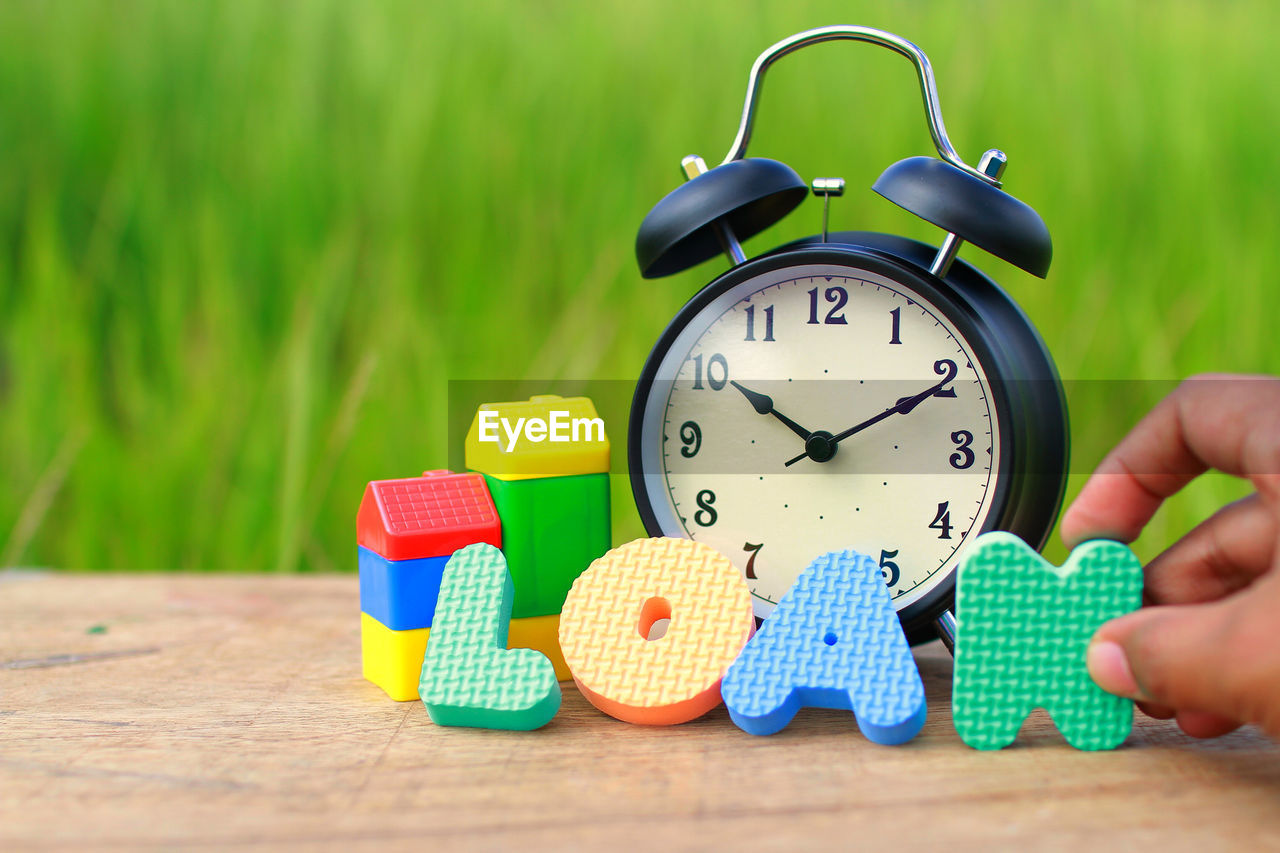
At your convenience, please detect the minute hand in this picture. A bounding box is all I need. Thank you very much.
[784,378,948,467]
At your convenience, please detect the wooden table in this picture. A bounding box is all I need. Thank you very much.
[2,572,1278,850]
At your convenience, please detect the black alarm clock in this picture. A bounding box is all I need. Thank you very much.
[627,26,1068,649]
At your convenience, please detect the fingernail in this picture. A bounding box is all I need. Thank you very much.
[1087,641,1143,699]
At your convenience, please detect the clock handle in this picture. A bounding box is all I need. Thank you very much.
[934,609,957,657]
[721,25,999,186]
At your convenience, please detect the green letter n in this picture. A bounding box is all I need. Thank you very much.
[953,532,1141,750]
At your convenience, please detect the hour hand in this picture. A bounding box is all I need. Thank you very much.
[730,380,812,440]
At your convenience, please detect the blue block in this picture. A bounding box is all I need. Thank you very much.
[358,546,448,630]
[721,549,927,745]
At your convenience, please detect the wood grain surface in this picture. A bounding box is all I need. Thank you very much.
[2,572,1278,851]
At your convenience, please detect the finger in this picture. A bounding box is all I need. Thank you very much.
[1061,374,1280,548]
[1174,710,1241,739]
[1141,494,1276,605]
[1137,700,1175,720]
[1086,590,1278,733]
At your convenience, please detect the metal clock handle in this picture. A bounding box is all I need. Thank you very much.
[720,25,1001,188]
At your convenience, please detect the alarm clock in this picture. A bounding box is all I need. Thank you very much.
[627,26,1069,648]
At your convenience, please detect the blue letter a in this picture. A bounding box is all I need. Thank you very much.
[721,549,926,745]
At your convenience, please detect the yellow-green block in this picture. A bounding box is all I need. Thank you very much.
[464,394,609,480]
[362,611,571,702]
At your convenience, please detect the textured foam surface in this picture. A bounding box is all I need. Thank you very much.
[360,612,570,702]
[558,538,754,725]
[358,547,448,630]
[721,549,926,744]
[419,544,560,730]
[953,532,1141,750]
[356,470,501,562]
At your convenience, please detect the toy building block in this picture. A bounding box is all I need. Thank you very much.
[558,538,754,726]
[357,470,502,561]
[465,395,611,620]
[508,613,571,681]
[419,544,561,730]
[357,470,502,700]
[482,474,610,617]
[721,549,926,745]
[952,532,1141,751]
[358,548,449,632]
[361,614,429,702]
[465,394,610,479]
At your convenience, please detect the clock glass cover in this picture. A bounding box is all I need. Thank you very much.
[634,262,1002,618]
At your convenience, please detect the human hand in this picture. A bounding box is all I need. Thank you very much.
[1060,374,1280,739]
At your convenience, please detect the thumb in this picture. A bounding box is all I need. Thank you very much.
[1086,596,1258,728]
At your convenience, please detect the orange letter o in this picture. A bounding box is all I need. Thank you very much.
[558,538,754,725]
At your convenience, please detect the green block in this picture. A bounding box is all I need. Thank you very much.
[419,543,560,730]
[953,533,1141,751]
[484,473,611,619]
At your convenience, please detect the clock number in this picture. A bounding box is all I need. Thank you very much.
[679,421,702,458]
[806,286,849,325]
[743,541,763,579]
[694,489,718,527]
[949,429,974,469]
[744,304,776,342]
[933,358,958,398]
[889,307,903,345]
[878,549,901,587]
[825,287,849,324]
[929,501,953,539]
[691,353,729,391]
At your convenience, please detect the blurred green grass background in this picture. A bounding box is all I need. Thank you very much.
[1,0,1276,571]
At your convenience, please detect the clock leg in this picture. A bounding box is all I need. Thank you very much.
[934,609,957,656]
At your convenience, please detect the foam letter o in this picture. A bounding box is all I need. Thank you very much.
[558,538,754,725]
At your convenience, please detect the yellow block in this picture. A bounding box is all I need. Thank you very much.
[464,394,609,481]
[362,612,571,702]
[362,613,429,702]
[507,613,571,681]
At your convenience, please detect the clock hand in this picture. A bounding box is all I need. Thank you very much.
[784,368,956,467]
[730,380,813,440]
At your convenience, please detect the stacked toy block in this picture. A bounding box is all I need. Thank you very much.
[357,470,505,701]
[465,394,611,676]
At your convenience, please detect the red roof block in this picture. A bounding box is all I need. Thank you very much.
[357,470,502,561]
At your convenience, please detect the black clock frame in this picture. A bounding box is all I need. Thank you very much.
[628,231,1069,645]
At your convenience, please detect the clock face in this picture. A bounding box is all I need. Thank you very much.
[635,261,1004,619]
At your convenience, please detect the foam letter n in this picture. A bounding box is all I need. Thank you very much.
[952,532,1141,750]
